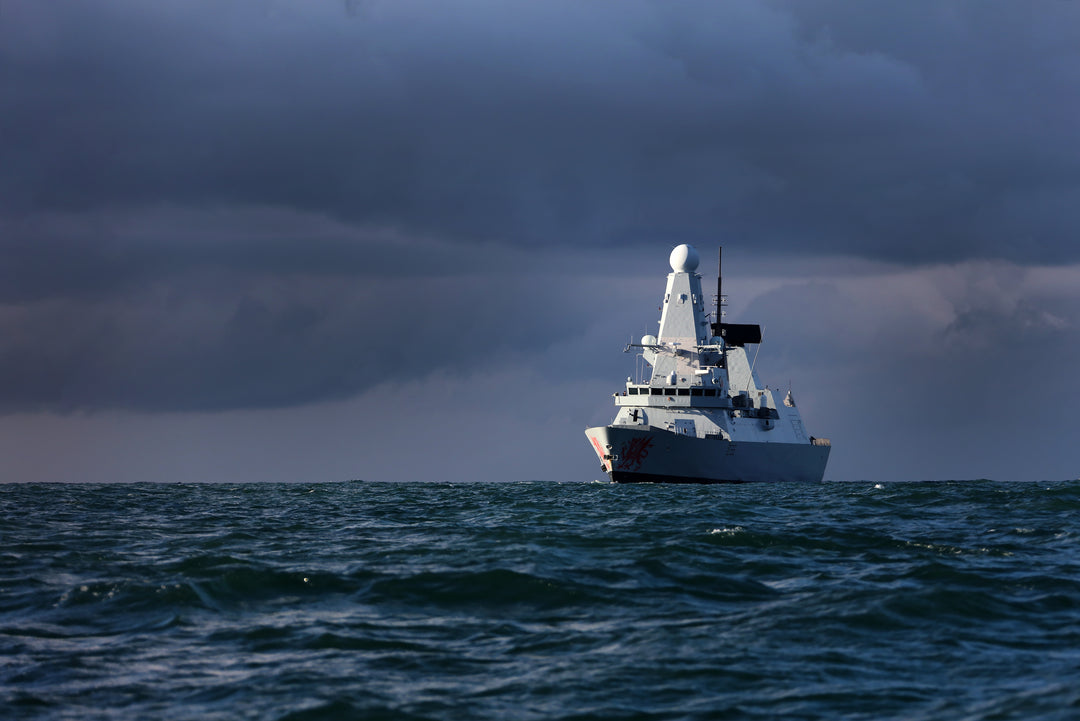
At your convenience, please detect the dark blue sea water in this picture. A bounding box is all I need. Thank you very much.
[3,481,1079,720]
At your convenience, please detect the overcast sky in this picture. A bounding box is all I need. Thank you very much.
[1,0,1077,482]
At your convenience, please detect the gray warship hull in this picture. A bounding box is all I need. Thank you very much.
[586,425,830,484]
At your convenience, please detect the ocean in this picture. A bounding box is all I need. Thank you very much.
[2,480,1079,720]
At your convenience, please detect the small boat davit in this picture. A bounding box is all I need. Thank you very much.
[585,244,831,483]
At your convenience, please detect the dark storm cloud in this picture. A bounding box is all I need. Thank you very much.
[0,263,612,413]
[4,0,1079,259]
[0,207,523,303]
[2,0,1079,416]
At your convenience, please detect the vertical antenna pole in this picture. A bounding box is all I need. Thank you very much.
[717,246,727,374]
[716,246,723,325]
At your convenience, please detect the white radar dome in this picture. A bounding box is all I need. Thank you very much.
[669,244,700,272]
[641,334,657,346]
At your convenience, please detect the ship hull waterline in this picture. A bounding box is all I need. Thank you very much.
[586,425,830,484]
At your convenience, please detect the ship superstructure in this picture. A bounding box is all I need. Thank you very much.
[585,244,830,483]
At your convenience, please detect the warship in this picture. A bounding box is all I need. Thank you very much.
[585,244,830,483]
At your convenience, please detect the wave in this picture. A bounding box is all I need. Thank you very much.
[4,480,1080,721]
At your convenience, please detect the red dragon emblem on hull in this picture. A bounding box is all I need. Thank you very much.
[615,437,654,472]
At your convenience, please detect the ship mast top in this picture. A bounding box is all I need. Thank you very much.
[715,246,724,333]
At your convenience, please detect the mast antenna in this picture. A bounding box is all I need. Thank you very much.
[716,246,723,326]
